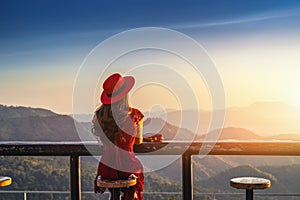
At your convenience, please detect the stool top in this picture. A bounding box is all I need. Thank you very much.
[97,178,137,188]
[230,177,271,190]
[0,176,12,187]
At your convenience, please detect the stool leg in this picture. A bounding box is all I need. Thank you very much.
[246,189,253,200]
[112,188,121,200]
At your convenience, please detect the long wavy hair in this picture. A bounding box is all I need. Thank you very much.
[95,95,130,144]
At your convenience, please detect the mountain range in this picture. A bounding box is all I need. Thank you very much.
[74,101,300,137]
[162,101,300,136]
[144,118,300,141]
[0,104,92,141]
[1,103,300,141]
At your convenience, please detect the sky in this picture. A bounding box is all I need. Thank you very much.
[1,0,300,114]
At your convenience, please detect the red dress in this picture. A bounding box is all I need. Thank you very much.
[95,108,144,200]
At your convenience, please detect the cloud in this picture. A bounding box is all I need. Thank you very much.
[174,8,300,29]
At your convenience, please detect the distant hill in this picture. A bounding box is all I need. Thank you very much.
[199,165,276,192]
[199,164,300,194]
[265,133,300,141]
[0,115,88,141]
[225,102,300,136]
[0,105,199,142]
[0,105,91,141]
[153,155,236,183]
[197,127,262,141]
[199,127,300,141]
[163,101,300,135]
[1,104,300,142]
[150,153,300,184]
[64,101,300,138]
[0,104,56,118]
[144,118,196,140]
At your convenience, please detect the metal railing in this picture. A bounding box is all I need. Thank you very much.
[1,141,300,200]
[1,190,300,199]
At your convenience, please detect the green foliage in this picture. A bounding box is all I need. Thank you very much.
[0,156,70,191]
[0,156,182,200]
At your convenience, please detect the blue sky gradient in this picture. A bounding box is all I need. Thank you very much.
[1,0,300,113]
[2,0,300,56]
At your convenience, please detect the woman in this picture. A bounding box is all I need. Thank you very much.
[93,73,144,200]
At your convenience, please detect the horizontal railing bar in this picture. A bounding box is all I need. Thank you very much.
[1,141,300,156]
[0,191,70,194]
[1,190,300,197]
[195,193,300,197]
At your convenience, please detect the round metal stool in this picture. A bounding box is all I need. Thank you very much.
[230,177,271,200]
[0,176,12,187]
[97,178,137,200]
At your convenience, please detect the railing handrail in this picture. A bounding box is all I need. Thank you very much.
[1,141,300,156]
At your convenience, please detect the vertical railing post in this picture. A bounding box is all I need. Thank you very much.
[70,154,81,200]
[182,152,193,200]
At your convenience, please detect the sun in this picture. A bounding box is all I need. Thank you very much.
[285,87,300,106]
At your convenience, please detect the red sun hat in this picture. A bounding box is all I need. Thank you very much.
[100,73,135,104]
